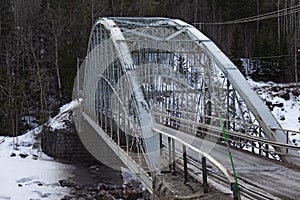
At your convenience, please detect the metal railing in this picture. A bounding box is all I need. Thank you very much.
[271,127,300,154]
[152,128,240,199]
[152,112,300,160]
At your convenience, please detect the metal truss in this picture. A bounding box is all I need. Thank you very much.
[76,17,300,184]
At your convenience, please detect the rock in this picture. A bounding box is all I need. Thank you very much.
[10,153,16,157]
[273,102,284,108]
[89,165,97,170]
[102,194,116,200]
[59,180,76,188]
[20,141,32,147]
[117,189,123,197]
[85,194,94,199]
[99,190,108,196]
[265,101,274,111]
[87,184,100,191]
[32,154,38,160]
[97,183,104,190]
[78,192,87,197]
[110,189,122,198]
[41,193,51,198]
[19,153,29,159]
[37,182,43,186]
[102,184,108,190]
[291,89,300,97]
[61,195,72,200]
[63,180,150,200]
[106,184,118,191]
[95,195,102,200]
[127,180,141,188]
[279,92,290,100]
[75,184,82,190]
[123,188,143,200]
[271,87,280,92]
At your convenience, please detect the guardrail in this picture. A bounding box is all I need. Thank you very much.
[271,127,300,154]
[152,112,300,161]
[152,128,240,200]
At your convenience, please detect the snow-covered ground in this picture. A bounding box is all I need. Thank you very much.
[0,100,84,200]
[0,80,298,199]
[0,127,74,200]
[247,78,300,145]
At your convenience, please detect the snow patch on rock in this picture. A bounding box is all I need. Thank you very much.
[48,98,82,131]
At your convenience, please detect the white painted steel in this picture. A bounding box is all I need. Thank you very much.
[74,17,300,194]
[152,128,235,184]
[82,111,153,192]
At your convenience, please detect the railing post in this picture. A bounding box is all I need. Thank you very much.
[259,128,262,156]
[231,182,239,200]
[183,145,188,183]
[168,137,172,171]
[172,138,176,173]
[202,157,208,193]
[286,131,289,154]
[160,133,163,150]
[265,143,269,158]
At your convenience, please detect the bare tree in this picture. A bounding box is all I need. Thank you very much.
[45,7,66,104]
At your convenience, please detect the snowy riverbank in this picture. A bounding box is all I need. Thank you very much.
[0,79,299,199]
[0,99,148,200]
[0,127,74,200]
[247,78,300,145]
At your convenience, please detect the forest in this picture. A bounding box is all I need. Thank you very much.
[0,0,299,136]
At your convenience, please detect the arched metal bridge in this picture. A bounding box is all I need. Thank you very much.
[73,17,300,199]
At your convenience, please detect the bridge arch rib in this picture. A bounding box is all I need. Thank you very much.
[77,17,299,178]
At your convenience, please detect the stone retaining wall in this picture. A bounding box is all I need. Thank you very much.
[41,120,96,163]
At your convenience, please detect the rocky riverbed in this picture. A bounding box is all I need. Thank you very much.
[59,163,151,200]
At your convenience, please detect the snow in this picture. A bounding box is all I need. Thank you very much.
[120,167,139,185]
[48,98,82,131]
[59,98,82,114]
[0,128,74,200]
[0,82,298,199]
[0,100,83,200]
[22,116,39,129]
[121,167,146,192]
[247,78,300,146]
[270,97,300,145]
[246,77,270,88]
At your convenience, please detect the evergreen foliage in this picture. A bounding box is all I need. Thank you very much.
[0,0,299,135]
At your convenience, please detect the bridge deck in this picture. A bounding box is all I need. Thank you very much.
[157,125,300,199]
[75,16,300,199]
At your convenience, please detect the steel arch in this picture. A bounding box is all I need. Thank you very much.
[80,17,299,173]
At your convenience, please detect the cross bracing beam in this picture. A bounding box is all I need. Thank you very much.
[76,17,299,187]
